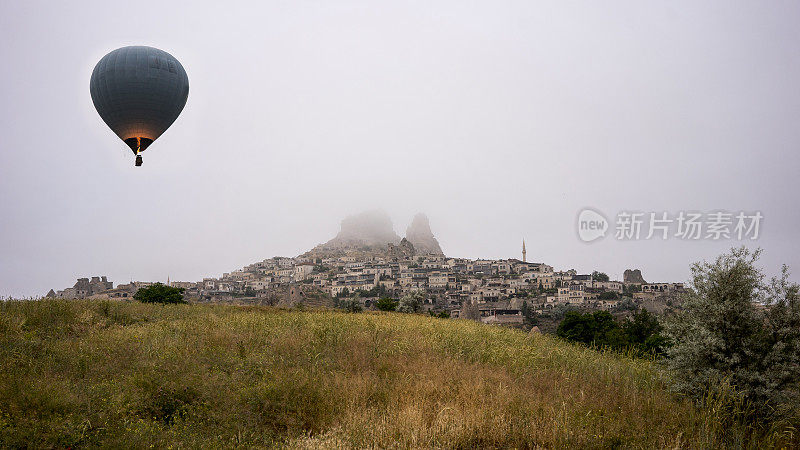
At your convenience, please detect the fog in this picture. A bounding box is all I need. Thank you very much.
[1,1,799,296]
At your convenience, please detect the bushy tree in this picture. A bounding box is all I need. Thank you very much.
[557,311,620,346]
[355,285,386,298]
[397,292,423,313]
[623,284,641,297]
[599,291,618,300]
[520,300,538,327]
[428,310,450,319]
[134,283,186,304]
[623,309,669,355]
[547,304,574,320]
[557,309,667,355]
[622,309,660,343]
[375,297,398,311]
[611,298,637,312]
[460,299,481,321]
[664,247,800,420]
[758,266,800,417]
[592,271,610,282]
[337,295,362,313]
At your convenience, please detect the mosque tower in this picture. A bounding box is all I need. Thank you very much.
[522,239,527,263]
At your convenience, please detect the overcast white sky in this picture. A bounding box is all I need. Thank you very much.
[2,1,799,297]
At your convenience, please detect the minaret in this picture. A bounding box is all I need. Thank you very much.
[522,239,527,263]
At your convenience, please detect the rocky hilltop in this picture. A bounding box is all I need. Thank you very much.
[303,210,401,258]
[623,269,647,284]
[405,213,444,255]
[302,211,444,259]
[387,238,416,260]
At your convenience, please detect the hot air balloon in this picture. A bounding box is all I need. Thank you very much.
[90,46,189,166]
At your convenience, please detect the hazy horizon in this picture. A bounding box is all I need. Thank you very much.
[2,1,800,297]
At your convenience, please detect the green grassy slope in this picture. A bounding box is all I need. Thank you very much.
[0,300,787,448]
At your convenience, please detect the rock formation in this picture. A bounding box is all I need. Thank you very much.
[404,213,444,255]
[623,269,647,284]
[303,211,445,259]
[304,210,401,258]
[386,238,416,260]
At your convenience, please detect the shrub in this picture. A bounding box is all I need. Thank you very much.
[592,271,610,282]
[622,309,668,355]
[337,296,362,313]
[599,291,618,300]
[664,247,800,421]
[611,298,637,312]
[557,311,620,347]
[557,309,667,355]
[520,301,538,327]
[375,297,398,311]
[133,283,186,304]
[142,386,199,424]
[623,284,641,296]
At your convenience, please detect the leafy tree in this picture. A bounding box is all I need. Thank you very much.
[376,297,398,311]
[337,294,363,313]
[599,291,619,300]
[134,283,186,304]
[556,309,667,355]
[664,247,800,421]
[520,300,538,327]
[642,334,671,356]
[623,284,641,296]
[336,287,350,298]
[603,327,630,349]
[592,271,610,282]
[622,309,668,355]
[611,298,637,312]
[547,304,574,321]
[758,265,800,418]
[557,310,620,346]
[461,299,481,321]
[397,292,423,313]
[622,309,660,343]
[356,285,386,298]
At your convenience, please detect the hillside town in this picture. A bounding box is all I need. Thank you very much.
[47,212,685,328]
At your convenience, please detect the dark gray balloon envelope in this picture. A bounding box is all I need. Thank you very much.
[90,46,189,165]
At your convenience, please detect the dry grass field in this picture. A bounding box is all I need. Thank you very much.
[0,299,795,448]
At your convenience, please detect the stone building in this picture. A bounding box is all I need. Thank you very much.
[55,276,113,299]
